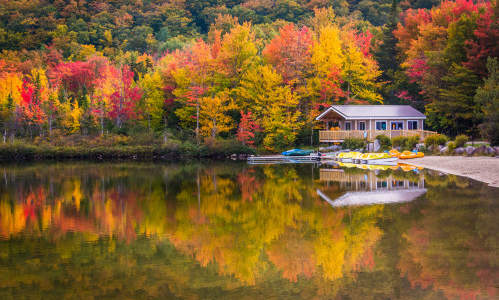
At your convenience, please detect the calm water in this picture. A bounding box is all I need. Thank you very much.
[0,161,497,299]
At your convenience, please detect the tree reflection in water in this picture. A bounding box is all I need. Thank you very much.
[0,162,496,299]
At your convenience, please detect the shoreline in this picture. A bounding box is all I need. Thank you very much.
[407,156,499,188]
[0,143,255,161]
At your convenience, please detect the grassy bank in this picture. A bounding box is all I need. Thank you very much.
[0,135,256,161]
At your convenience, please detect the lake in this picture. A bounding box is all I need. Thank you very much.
[0,161,497,299]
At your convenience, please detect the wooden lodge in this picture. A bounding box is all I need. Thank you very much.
[316,105,437,143]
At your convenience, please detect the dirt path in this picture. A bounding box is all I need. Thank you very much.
[408,156,499,187]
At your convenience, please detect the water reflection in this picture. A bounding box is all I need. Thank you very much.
[318,164,426,207]
[0,162,497,299]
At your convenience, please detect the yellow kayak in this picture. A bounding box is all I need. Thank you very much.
[389,149,400,157]
[399,151,424,159]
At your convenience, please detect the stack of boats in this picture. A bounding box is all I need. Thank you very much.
[335,149,424,165]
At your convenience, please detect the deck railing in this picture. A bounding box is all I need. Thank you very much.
[319,130,437,142]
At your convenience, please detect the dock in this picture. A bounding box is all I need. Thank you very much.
[247,155,322,164]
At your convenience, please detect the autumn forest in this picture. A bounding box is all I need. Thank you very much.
[0,0,498,151]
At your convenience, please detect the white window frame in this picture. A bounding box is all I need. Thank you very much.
[407,120,419,130]
[390,121,404,130]
[344,121,352,131]
[375,120,387,131]
[358,121,366,131]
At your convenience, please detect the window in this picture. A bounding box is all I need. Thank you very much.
[408,120,418,130]
[358,121,366,130]
[377,181,388,189]
[391,121,404,130]
[345,122,351,130]
[375,121,387,130]
[392,180,405,188]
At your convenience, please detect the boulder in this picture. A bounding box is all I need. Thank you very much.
[438,145,445,153]
[440,146,448,154]
[373,139,381,152]
[485,146,495,155]
[454,147,465,155]
[494,146,499,155]
[416,143,425,151]
[473,145,487,155]
[465,146,475,155]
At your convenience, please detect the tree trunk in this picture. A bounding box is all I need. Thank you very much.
[347,82,350,102]
[163,116,168,144]
[310,126,313,146]
[211,119,216,139]
[48,116,52,136]
[101,113,104,136]
[196,99,200,144]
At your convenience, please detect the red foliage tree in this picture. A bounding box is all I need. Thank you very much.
[237,111,260,146]
[464,2,499,76]
[263,24,313,83]
[49,56,108,95]
[19,78,46,128]
[320,66,345,102]
[108,65,143,128]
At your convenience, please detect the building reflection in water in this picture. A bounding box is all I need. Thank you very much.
[318,163,426,207]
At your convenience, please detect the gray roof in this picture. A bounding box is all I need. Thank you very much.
[316,105,426,120]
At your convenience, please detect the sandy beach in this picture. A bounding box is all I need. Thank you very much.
[408,156,499,187]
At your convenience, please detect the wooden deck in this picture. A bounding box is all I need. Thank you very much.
[319,130,437,142]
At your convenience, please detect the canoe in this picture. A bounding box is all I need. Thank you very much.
[282,149,314,156]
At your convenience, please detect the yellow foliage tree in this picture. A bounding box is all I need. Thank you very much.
[199,92,235,138]
[310,25,382,104]
[235,65,302,150]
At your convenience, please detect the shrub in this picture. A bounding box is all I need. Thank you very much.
[376,135,391,151]
[447,141,456,153]
[454,134,469,148]
[424,134,448,148]
[391,136,407,149]
[342,138,366,150]
[405,135,420,151]
[392,135,421,151]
